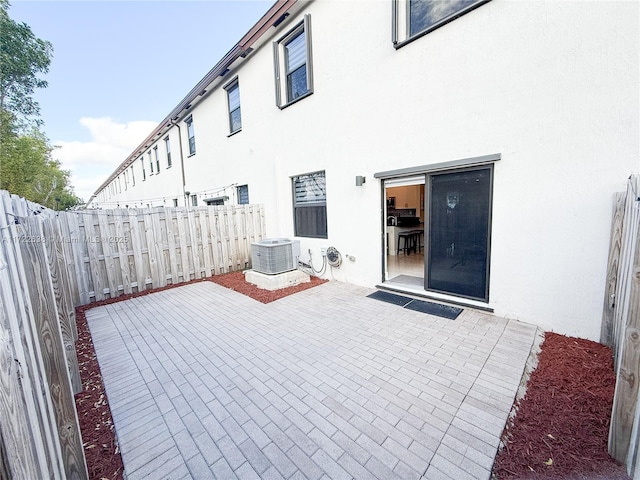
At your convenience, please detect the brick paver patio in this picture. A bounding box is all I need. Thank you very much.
[86,281,539,480]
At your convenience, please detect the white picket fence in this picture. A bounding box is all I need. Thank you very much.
[0,189,265,479]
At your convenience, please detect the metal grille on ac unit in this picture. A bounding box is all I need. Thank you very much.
[251,238,300,274]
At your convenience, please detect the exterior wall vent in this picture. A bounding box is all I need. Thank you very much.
[251,238,300,274]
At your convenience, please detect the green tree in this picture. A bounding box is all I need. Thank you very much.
[0,0,52,130]
[0,126,82,209]
[0,1,82,209]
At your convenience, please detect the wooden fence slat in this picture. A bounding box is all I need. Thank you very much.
[96,211,118,297]
[151,208,167,288]
[128,209,146,293]
[20,217,88,479]
[165,208,179,284]
[187,208,202,279]
[84,213,104,301]
[55,214,81,307]
[113,211,132,295]
[238,205,250,268]
[176,208,191,281]
[142,209,161,288]
[42,218,82,395]
[200,208,213,277]
[215,209,230,273]
[65,213,90,305]
[602,192,628,348]
[207,208,223,275]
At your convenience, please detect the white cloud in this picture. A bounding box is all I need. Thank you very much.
[51,117,157,203]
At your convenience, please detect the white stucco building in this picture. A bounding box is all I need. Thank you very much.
[88,0,639,341]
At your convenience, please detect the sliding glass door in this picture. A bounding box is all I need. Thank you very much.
[426,167,492,301]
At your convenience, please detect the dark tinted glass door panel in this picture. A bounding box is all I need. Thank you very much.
[427,168,491,300]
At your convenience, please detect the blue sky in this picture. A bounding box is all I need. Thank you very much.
[9,0,273,202]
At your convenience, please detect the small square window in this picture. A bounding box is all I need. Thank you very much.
[273,15,313,108]
[393,0,489,47]
[225,79,242,134]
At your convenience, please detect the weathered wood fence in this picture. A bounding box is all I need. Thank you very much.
[601,174,640,478]
[58,204,265,305]
[0,191,87,479]
[0,188,265,479]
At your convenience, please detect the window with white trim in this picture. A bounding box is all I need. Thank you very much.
[154,146,160,174]
[148,151,154,174]
[141,157,146,181]
[225,79,242,134]
[393,0,489,47]
[185,116,196,155]
[273,15,313,108]
[292,170,327,239]
[164,137,172,168]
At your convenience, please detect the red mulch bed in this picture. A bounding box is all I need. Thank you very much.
[209,270,328,303]
[492,332,629,480]
[74,271,327,479]
[75,307,125,480]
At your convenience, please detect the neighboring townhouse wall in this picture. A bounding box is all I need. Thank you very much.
[91,0,639,340]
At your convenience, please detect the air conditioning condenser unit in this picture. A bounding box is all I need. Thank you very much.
[251,238,300,274]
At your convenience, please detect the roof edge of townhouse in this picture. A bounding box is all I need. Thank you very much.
[90,0,301,201]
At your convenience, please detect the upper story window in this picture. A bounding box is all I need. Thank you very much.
[148,151,154,174]
[225,79,242,134]
[141,158,146,181]
[154,146,160,173]
[130,165,135,186]
[164,137,172,167]
[185,116,196,155]
[393,0,489,47]
[273,15,313,108]
[292,170,327,239]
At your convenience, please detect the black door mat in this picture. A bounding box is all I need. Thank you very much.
[403,299,462,319]
[367,290,414,306]
[367,291,463,320]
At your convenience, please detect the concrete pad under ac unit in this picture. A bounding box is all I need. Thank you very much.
[244,269,310,291]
